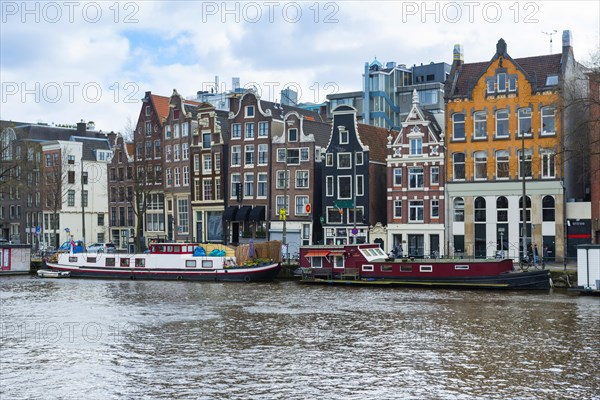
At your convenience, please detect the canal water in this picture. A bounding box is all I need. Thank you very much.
[1,276,599,400]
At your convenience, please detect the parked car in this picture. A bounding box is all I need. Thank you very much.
[87,242,116,253]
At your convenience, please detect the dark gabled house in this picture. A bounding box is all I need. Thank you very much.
[107,132,135,250]
[321,105,389,245]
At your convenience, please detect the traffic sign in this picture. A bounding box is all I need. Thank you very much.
[351,228,358,235]
[279,208,286,221]
[334,200,354,208]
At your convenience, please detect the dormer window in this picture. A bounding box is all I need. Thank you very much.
[409,137,422,155]
[173,109,180,120]
[545,75,559,86]
[145,106,151,116]
[288,128,298,142]
[245,106,255,118]
[339,130,349,144]
[508,76,517,91]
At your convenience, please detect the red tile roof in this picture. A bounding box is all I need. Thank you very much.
[357,123,392,163]
[150,94,171,122]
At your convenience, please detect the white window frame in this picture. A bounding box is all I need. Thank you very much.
[245,122,255,139]
[408,167,424,189]
[518,108,532,137]
[337,153,352,169]
[541,107,556,135]
[295,170,309,189]
[295,195,309,215]
[393,200,402,218]
[496,150,510,179]
[430,166,439,185]
[231,145,241,166]
[474,111,487,139]
[245,105,255,118]
[495,109,509,138]
[452,113,465,140]
[326,176,334,197]
[258,121,268,137]
[431,199,439,218]
[393,168,402,186]
[409,200,424,222]
[474,151,487,180]
[232,123,241,139]
[337,176,352,199]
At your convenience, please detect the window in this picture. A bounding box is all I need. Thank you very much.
[326,176,334,196]
[68,170,75,184]
[145,121,152,136]
[276,195,289,215]
[276,148,286,163]
[214,153,221,171]
[288,128,298,142]
[338,153,351,169]
[215,179,222,201]
[393,200,402,219]
[410,137,422,155]
[474,197,486,222]
[296,170,309,188]
[257,173,268,197]
[518,108,532,136]
[356,152,363,165]
[474,151,487,180]
[339,130,349,144]
[518,149,532,178]
[338,176,352,199]
[430,166,439,185]
[82,190,88,207]
[232,123,241,139]
[174,167,181,186]
[166,145,172,161]
[287,149,299,165]
[244,173,254,197]
[231,146,241,166]
[202,132,211,148]
[431,199,439,218]
[68,154,75,164]
[296,196,309,215]
[258,121,268,137]
[541,150,555,178]
[182,143,189,160]
[409,200,424,222]
[408,167,424,189]
[245,123,255,139]
[542,195,555,221]
[203,179,212,201]
[177,199,189,233]
[245,105,254,117]
[496,150,510,179]
[300,148,309,162]
[258,144,268,165]
[327,207,342,223]
[165,125,171,138]
[326,153,333,166]
[393,168,402,186]
[474,111,487,139]
[68,190,75,206]
[453,153,465,180]
[497,196,508,222]
[166,168,172,186]
[454,197,464,222]
[276,171,289,189]
[486,78,495,94]
[452,113,465,139]
[183,166,189,186]
[356,175,364,196]
[496,109,509,137]
[497,72,506,91]
[519,196,531,222]
[508,76,517,91]
[182,123,189,137]
[173,124,180,138]
[541,107,556,134]
[245,144,254,165]
[174,144,180,161]
[154,140,161,158]
[203,154,212,173]
[231,174,240,199]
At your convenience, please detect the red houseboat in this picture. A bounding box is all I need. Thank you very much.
[298,244,551,290]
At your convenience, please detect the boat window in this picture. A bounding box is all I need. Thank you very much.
[87,257,96,263]
[135,258,145,268]
[155,245,165,253]
[455,265,469,270]
[167,246,173,252]
[420,265,433,272]
[106,258,115,267]
[186,260,196,268]
[174,245,181,253]
[202,260,213,268]
[400,265,412,272]
[362,265,374,272]
[69,256,77,262]
[311,257,323,268]
[187,245,194,252]
[120,258,130,267]
[381,265,393,272]
[333,256,344,269]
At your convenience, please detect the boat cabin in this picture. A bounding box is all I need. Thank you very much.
[150,243,198,254]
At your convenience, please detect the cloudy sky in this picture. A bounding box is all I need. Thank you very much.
[1,1,599,133]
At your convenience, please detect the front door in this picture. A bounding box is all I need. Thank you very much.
[408,234,424,257]
[231,222,240,245]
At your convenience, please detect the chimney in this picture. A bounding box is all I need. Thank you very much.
[453,44,464,67]
[562,30,573,51]
[76,120,86,135]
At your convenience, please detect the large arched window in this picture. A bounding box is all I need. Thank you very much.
[519,196,531,222]
[474,197,486,222]
[542,195,555,221]
[1,127,16,161]
[496,196,508,221]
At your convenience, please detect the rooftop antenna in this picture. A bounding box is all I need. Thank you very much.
[542,30,557,53]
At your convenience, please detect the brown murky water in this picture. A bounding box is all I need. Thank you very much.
[1,276,599,399]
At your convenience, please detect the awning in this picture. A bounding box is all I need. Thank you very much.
[327,250,345,256]
[249,206,266,222]
[304,250,330,257]
[223,206,238,222]
[235,206,252,221]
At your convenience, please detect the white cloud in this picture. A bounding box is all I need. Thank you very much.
[1,0,598,132]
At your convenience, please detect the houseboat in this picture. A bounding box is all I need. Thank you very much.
[44,243,281,282]
[298,244,551,290]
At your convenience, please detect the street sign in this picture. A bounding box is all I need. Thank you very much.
[351,228,358,235]
[334,200,354,208]
[305,203,311,213]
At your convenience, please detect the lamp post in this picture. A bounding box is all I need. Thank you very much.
[521,131,527,261]
[352,151,357,243]
[81,156,86,247]
[498,226,505,258]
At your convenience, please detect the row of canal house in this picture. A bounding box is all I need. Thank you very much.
[109,34,584,261]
